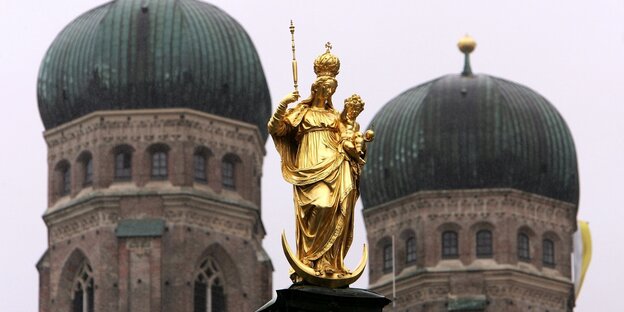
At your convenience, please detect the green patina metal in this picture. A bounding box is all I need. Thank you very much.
[115,218,165,237]
[447,296,487,311]
[37,0,271,139]
[361,73,579,208]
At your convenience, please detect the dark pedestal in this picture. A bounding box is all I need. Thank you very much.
[256,284,391,312]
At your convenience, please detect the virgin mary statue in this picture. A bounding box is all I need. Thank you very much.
[268,45,370,281]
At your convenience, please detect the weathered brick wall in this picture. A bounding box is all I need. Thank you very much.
[39,109,272,312]
[364,189,576,311]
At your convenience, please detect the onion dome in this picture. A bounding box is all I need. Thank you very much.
[361,36,578,208]
[37,0,271,139]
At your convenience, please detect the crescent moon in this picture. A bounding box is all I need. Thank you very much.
[281,231,367,288]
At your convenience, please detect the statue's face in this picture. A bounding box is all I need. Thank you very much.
[345,104,363,120]
[349,105,363,118]
[315,78,337,102]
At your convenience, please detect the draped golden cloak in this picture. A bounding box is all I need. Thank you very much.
[270,104,357,274]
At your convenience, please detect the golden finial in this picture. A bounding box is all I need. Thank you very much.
[325,42,333,52]
[457,34,476,76]
[458,34,476,54]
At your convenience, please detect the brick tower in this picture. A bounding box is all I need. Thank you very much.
[361,37,579,311]
[35,1,273,311]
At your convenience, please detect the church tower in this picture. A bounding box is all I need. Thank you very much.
[35,1,272,311]
[361,37,579,311]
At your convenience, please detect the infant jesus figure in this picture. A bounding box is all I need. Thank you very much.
[340,94,375,170]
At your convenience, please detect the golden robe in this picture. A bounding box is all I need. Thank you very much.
[270,104,357,274]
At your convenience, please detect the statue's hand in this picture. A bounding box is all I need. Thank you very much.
[357,156,366,165]
[364,130,375,142]
[280,91,300,105]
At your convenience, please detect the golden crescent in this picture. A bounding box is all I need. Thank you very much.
[281,231,367,288]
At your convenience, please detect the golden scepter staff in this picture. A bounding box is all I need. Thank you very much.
[289,20,299,97]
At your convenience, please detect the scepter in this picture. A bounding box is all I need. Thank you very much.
[289,20,299,96]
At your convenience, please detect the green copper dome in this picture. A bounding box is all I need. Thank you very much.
[361,73,579,208]
[37,0,271,138]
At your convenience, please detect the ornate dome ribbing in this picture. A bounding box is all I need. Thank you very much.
[37,0,271,139]
[361,59,578,208]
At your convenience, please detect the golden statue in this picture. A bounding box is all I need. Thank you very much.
[268,37,374,288]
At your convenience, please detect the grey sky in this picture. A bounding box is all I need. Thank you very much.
[1,0,622,311]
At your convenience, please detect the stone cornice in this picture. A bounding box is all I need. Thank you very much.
[370,264,571,290]
[364,188,576,215]
[44,199,121,243]
[363,188,577,234]
[43,188,265,243]
[44,195,120,224]
[43,109,266,171]
[163,203,257,241]
[45,186,259,216]
[372,268,571,309]
[162,192,266,238]
[44,108,265,150]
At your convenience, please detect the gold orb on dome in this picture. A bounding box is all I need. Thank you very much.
[458,35,476,54]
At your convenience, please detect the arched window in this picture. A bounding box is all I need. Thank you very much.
[194,258,226,312]
[476,230,493,258]
[84,158,93,186]
[222,155,238,190]
[78,152,93,186]
[194,153,207,182]
[406,237,417,264]
[62,166,71,195]
[114,150,132,180]
[442,231,458,258]
[56,160,71,196]
[194,148,210,182]
[72,263,94,312]
[543,239,555,266]
[383,243,393,273]
[151,151,168,179]
[518,233,530,261]
[147,144,170,180]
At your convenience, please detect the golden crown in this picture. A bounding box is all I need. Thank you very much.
[313,42,340,78]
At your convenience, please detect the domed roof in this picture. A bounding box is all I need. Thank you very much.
[37,0,271,139]
[361,42,578,208]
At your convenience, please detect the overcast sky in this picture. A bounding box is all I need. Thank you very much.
[1,0,622,311]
